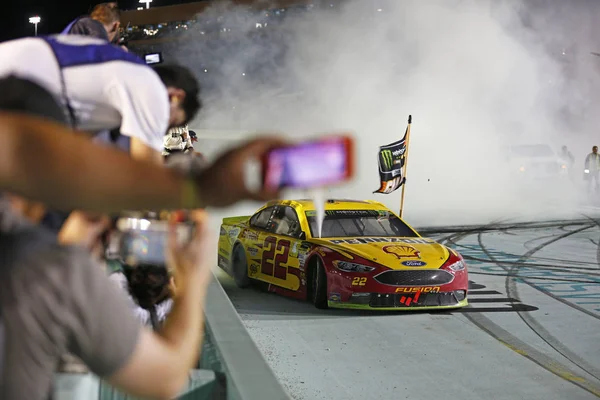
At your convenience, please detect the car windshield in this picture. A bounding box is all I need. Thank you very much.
[305,209,418,238]
[509,145,554,157]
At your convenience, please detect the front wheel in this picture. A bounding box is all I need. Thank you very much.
[310,258,328,309]
[231,244,250,288]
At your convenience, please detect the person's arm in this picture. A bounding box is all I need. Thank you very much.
[0,113,185,211]
[0,113,284,211]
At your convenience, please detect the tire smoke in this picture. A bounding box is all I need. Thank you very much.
[176,0,600,226]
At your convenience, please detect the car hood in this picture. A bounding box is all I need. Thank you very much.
[309,237,450,270]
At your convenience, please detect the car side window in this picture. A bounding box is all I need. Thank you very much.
[250,207,275,230]
[269,206,302,238]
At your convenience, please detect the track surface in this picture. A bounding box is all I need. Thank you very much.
[218,220,600,400]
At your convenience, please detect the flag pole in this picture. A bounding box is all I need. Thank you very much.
[399,115,412,219]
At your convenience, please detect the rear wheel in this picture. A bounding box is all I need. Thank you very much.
[231,244,250,288]
[309,258,328,309]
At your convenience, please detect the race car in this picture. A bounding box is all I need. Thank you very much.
[217,199,468,310]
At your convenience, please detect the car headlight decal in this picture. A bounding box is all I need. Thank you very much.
[333,260,375,273]
[447,260,465,271]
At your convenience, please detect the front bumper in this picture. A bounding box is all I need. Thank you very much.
[327,290,468,310]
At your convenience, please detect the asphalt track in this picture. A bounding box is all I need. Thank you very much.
[216,218,600,400]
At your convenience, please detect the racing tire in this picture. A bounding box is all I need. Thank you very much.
[231,244,251,288]
[310,258,328,309]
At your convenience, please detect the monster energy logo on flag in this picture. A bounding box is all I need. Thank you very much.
[373,119,410,194]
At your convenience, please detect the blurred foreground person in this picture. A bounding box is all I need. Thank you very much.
[62,2,121,43]
[0,78,215,399]
[584,145,600,193]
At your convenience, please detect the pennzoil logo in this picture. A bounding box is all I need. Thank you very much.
[383,244,420,259]
[395,287,440,293]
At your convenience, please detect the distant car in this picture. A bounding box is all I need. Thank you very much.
[506,144,569,180]
[217,199,469,310]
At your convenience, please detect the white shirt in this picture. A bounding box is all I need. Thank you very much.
[0,35,169,152]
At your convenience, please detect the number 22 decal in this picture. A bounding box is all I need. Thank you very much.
[352,277,367,286]
[261,236,290,279]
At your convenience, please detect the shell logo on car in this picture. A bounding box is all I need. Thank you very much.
[382,244,421,259]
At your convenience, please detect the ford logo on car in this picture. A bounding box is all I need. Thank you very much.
[402,260,427,267]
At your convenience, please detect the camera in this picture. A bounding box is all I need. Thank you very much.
[114,213,194,267]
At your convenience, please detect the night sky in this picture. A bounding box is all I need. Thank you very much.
[2,0,200,42]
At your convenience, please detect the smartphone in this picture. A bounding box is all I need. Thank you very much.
[262,134,355,190]
[115,218,194,266]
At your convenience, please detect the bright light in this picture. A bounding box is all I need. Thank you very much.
[139,0,152,9]
[137,7,143,10]
[29,16,41,36]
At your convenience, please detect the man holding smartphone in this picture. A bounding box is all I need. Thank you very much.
[0,77,284,399]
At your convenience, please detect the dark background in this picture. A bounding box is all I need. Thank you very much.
[1,0,198,41]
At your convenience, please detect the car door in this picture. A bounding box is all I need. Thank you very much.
[255,206,304,291]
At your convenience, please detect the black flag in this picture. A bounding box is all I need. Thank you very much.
[373,119,410,194]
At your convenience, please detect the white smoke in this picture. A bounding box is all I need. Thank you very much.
[177,0,600,226]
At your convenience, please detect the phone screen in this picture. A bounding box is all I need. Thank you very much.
[116,219,193,266]
[264,136,353,189]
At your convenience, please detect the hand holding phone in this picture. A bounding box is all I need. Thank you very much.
[262,134,355,190]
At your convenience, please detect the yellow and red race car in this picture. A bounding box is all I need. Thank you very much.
[217,199,468,310]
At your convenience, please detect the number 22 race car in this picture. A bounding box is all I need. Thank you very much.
[217,199,469,310]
